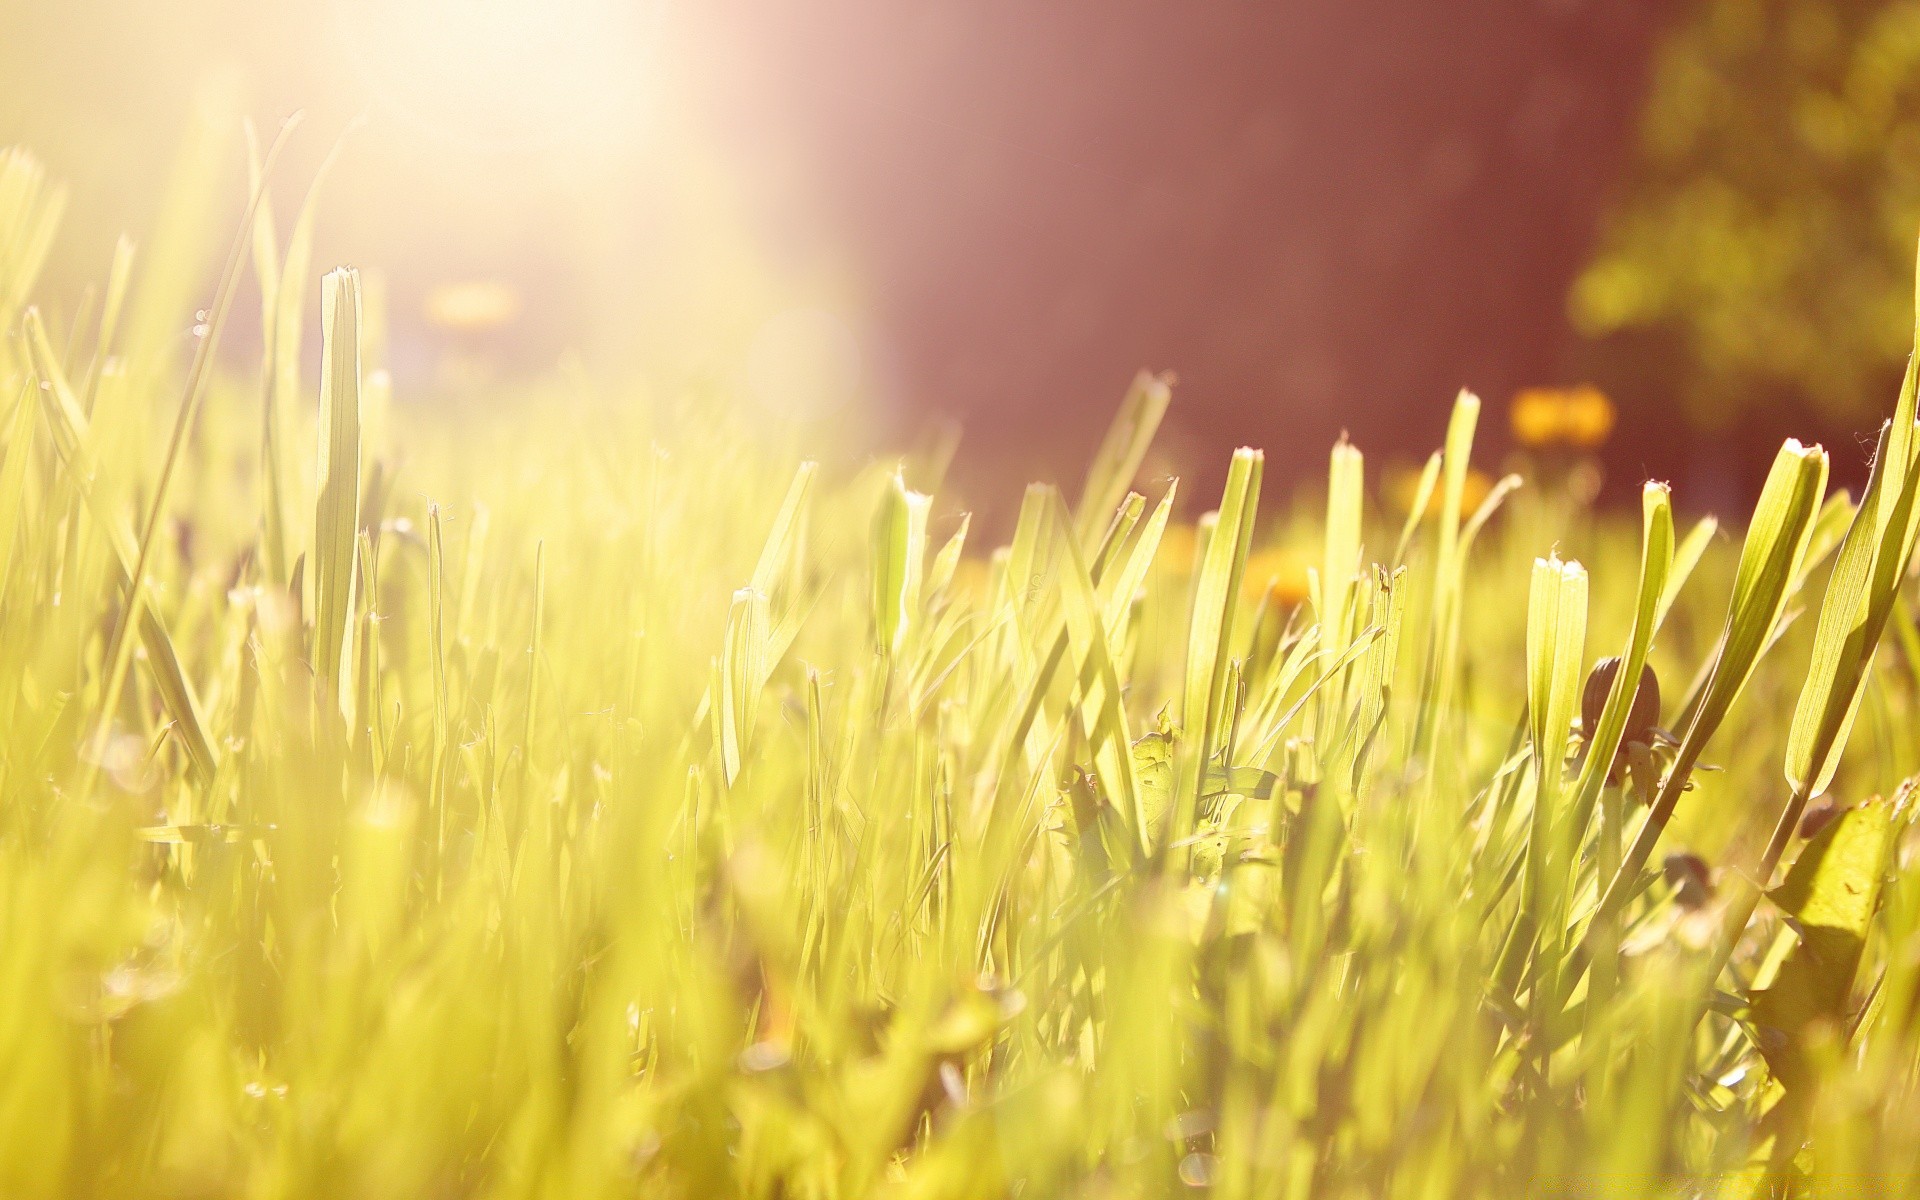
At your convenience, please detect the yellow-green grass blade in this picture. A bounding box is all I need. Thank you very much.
[720,586,772,786]
[1391,449,1442,568]
[1654,513,1718,632]
[1317,439,1364,730]
[1102,482,1176,641]
[1524,555,1588,873]
[1513,554,1588,1002]
[23,312,217,783]
[1594,439,1828,927]
[0,383,35,599]
[1457,473,1523,561]
[1073,370,1171,542]
[1176,447,1262,861]
[0,148,66,333]
[313,267,364,714]
[1320,438,1364,657]
[79,236,136,415]
[871,468,931,657]
[1786,352,1920,799]
[1415,390,1482,768]
[1570,482,1674,819]
[1348,565,1409,784]
[83,121,291,789]
[262,130,350,587]
[1049,491,1143,852]
[927,513,971,601]
[750,460,818,603]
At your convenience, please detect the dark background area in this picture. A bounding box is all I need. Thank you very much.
[6,0,1899,513]
[702,0,1696,502]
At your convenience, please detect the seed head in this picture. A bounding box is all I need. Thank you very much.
[1581,656,1661,781]
[1662,851,1714,910]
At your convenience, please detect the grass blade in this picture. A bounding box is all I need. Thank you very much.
[312,267,364,713]
[1074,370,1171,542]
[1175,447,1262,863]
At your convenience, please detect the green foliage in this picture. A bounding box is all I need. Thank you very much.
[1752,797,1895,1090]
[1578,0,1920,424]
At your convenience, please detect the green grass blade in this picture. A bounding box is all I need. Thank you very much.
[1571,481,1674,814]
[1786,352,1920,797]
[1074,370,1171,541]
[721,586,772,785]
[1176,447,1262,862]
[750,461,818,602]
[1654,514,1717,632]
[23,310,218,783]
[1319,438,1364,687]
[1391,450,1442,568]
[0,383,35,598]
[872,469,931,656]
[1594,439,1828,927]
[312,267,364,712]
[1048,492,1143,851]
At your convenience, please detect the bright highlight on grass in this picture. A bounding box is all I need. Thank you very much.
[7,143,1920,1197]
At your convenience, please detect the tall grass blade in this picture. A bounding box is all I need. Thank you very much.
[872,469,931,657]
[1074,370,1171,541]
[721,586,771,785]
[1571,482,1673,817]
[24,304,218,783]
[1592,440,1828,927]
[312,267,364,713]
[1785,356,1920,798]
[1176,447,1261,862]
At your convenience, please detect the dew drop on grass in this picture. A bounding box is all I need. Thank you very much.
[1178,1153,1216,1188]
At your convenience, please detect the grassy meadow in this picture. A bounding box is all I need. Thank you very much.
[7,141,1920,1198]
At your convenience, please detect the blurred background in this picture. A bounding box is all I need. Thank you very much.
[7,0,1920,513]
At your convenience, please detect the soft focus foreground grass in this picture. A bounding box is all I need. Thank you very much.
[7,145,1920,1199]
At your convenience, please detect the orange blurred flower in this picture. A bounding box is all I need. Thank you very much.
[1510,384,1615,450]
[425,280,521,333]
[1241,546,1312,610]
[1385,464,1493,518]
[1156,523,1200,573]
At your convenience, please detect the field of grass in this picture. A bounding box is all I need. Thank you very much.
[7,142,1920,1198]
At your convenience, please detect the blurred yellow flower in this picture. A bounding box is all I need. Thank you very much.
[1510,384,1615,449]
[1385,464,1493,518]
[948,556,992,602]
[425,280,521,333]
[1242,545,1312,610]
[1157,523,1200,572]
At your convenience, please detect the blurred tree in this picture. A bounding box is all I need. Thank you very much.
[1575,0,1920,429]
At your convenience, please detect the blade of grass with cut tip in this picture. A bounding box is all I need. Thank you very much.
[1570,482,1674,824]
[1176,447,1262,862]
[1521,555,1587,998]
[1591,440,1829,930]
[1318,440,1364,724]
[1786,358,1920,799]
[872,469,931,657]
[1415,391,1481,769]
[313,267,363,714]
